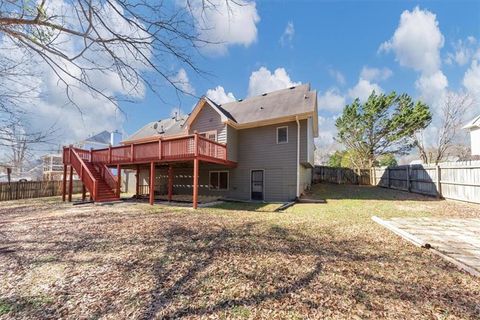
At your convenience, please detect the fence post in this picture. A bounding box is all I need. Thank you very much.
[406,165,410,192]
[386,167,390,188]
[436,165,442,198]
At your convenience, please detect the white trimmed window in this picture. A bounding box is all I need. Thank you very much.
[199,130,217,141]
[209,171,229,190]
[276,126,288,144]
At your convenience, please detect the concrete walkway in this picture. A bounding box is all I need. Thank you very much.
[380,217,480,276]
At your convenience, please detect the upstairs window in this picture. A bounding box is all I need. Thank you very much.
[209,171,229,190]
[199,131,217,141]
[277,126,288,144]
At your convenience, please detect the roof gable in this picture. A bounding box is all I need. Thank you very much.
[83,130,111,145]
[184,97,234,130]
[464,115,480,129]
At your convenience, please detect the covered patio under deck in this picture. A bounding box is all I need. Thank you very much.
[121,158,235,209]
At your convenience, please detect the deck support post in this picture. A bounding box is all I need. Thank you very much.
[117,164,121,197]
[193,158,199,209]
[168,165,173,202]
[68,165,73,202]
[149,161,155,205]
[135,165,140,197]
[62,164,67,201]
[82,184,86,201]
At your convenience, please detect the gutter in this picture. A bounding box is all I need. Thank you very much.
[296,116,300,198]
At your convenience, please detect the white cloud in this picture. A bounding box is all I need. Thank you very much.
[317,88,346,113]
[328,68,346,86]
[348,79,382,102]
[445,36,478,66]
[206,86,236,104]
[360,66,393,82]
[379,7,444,75]
[170,68,195,95]
[316,115,341,150]
[415,70,448,107]
[280,22,295,47]
[463,59,480,96]
[186,0,260,55]
[247,67,301,97]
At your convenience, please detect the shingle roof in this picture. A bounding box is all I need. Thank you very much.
[125,115,188,142]
[463,115,480,129]
[124,84,317,143]
[83,130,111,145]
[218,83,316,124]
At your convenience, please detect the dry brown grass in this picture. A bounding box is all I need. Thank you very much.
[0,184,479,319]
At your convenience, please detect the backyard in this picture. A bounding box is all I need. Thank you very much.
[1,184,480,319]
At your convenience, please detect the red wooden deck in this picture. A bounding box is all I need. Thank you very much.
[62,134,236,207]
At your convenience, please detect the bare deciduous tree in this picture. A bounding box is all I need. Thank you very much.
[414,92,474,164]
[0,118,54,173]
[0,0,230,114]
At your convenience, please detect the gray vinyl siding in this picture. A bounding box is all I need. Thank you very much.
[189,104,227,143]
[299,119,307,164]
[226,125,238,162]
[307,117,314,165]
[229,121,298,202]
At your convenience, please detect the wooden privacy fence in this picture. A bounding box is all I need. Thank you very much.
[0,180,83,201]
[314,166,371,185]
[372,161,480,204]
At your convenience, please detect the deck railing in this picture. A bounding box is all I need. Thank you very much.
[64,134,228,166]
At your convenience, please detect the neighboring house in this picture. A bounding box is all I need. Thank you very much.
[464,115,480,156]
[42,153,66,181]
[78,130,122,150]
[62,84,318,206]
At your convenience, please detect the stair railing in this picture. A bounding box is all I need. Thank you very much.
[70,148,98,200]
[99,164,118,195]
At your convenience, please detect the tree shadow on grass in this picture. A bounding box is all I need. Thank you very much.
[1,207,479,319]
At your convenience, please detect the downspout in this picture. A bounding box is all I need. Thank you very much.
[296,116,300,199]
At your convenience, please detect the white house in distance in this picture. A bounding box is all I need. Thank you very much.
[463,115,480,156]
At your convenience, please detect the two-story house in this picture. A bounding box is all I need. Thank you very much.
[62,84,318,207]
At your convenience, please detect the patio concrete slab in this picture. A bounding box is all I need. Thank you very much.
[380,217,480,276]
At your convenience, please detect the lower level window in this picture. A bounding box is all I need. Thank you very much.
[209,171,229,190]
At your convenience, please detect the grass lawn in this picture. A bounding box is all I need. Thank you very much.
[0,184,479,319]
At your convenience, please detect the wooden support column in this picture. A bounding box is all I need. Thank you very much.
[193,132,199,209]
[193,158,199,209]
[82,184,86,201]
[168,165,173,202]
[149,161,155,205]
[68,165,73,202]
[62,164,67,201]
[117,164,121,197]
[135,165,140,197]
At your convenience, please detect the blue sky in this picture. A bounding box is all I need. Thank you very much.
[118,0,479,149]
[15,0,474,151]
